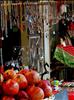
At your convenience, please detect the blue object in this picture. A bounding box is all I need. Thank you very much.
[54,89,68,100]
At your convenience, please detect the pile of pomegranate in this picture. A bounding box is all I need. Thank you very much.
[0,68,52,100]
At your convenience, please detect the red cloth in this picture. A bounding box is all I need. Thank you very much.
[68,92,74,100]
[69,22,74,30]
[57,45,74,56]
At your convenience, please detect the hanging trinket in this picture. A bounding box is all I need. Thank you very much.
[16,4,20,28]
[1,4,4,33]
[20,2,23,33]
[8,1,12,29]
[4,1,8,38]
[12,4,15,27]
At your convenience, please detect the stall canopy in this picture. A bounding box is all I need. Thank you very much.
[54,45,74,68]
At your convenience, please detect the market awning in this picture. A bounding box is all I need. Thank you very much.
[54,45,74,67]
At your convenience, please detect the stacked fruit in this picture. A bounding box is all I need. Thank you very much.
[0,68,52,100]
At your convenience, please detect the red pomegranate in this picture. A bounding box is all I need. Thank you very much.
[0,85,3,96]
[37,80,51,88]
[27,85,44,100]
[0,66,4,74]
[13,74,28,89]
[2,96,15,100]
[17,90,29,100]
[18,69,29,76]
[25,69,40,85]
[37,80,52,98]
[43,85,52,98]
[3,79,19,96]
[3,69,16,80]
[0,74,4,85]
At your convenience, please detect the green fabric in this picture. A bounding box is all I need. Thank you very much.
[54,47,74,67]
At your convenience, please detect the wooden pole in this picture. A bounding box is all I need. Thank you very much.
[43,3,50,79]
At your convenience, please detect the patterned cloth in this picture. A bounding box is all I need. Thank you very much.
[54,45,74,67]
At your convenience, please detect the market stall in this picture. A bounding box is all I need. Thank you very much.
[54,45,74,100]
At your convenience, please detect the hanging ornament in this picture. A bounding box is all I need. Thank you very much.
[49,2,53,27]
[1,4,4,32]
[16,4,20,28]
[20,2,23,33]
[22,4,25,32]
[14,3,18,27]
[12,4,16,27]
[4,1,8,38]
[8,1,12,29]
